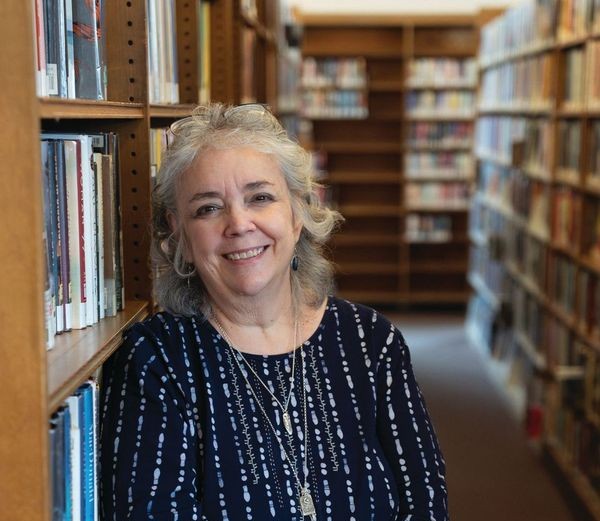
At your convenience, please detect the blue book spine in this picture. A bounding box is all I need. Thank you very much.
[79,383,95,521]
[63,405,73,521]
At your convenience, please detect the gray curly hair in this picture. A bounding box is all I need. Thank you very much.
[151,103,343,317]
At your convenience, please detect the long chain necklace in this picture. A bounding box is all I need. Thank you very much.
[217,323,317,520]
[212,317,298,435]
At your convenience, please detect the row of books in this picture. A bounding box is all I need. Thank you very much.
[301,90,368,119]
[149,127,170,183]
[548,384,600,492]
[470,241,508,295]
[563,47,586,108]
[405,182,470,208]
[405,152,473,178]
[557,0,600,40]
[147,0,179,104]
[476,116,530,166]
[41,132,124,349]
[407,121,473,148]
[479,54,554,109]
[278,47,301,113]
[301,57,367,89]
[405,214,453,243]
[405,91,475,117]
[406,58,477,87]
[479,0,558,66]
[49,380,98,521]
[33,0,106,99]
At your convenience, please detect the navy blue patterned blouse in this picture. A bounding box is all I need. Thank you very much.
[100,296,448,520]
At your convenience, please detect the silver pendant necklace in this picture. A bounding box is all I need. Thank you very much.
[213,317,298,435]
[224,336,317,520]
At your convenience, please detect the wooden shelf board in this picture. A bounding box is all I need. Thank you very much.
[319,142,401,153]
[339,204,400,217]
[298,12,476,26]
[333,233,400,246]
[545,440,600,521]
[406,143,473,151]
[335,290,408,304]
[39,98,145,119]
[477,105,552,116]
[405,82,477,90]
[47,300,150,413]
[556,34,589,49]
[327,172,401,184]
[478,39,555,70]
[336,262,402,275]
[408,291,469,303]
[405,174,473,182]
[149,104,196,118]
[406,113,474,121]
[405,205,470,213]
[409,262,468,274]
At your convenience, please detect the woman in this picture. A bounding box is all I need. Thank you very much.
[100,103,448,521]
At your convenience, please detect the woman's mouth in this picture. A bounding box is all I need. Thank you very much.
[224,246,266,261]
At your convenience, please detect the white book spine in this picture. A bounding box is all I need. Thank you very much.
[66,395,81,521]
[81,136,95,326]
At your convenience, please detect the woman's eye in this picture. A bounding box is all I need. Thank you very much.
[194,204,220,217]
[252,193,274,203]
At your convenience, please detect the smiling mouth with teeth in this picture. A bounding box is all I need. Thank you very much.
[224,246,266,261]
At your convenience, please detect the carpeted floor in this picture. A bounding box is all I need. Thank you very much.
[385,311,580,521]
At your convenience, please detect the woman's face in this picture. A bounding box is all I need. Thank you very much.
[171,146,302,304]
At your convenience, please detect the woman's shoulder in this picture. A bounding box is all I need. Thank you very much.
[328,295,397,335]
[118,310,210,365]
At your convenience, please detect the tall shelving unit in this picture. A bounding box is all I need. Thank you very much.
[0,1,286,519]
[298,13,481,307]
[467,1,600,518]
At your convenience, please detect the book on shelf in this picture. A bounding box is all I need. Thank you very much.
[562,47,585,110]
[408,121,473,148]
[147,0,179,104]
[587,41,600,107]
[240,26,257,104]
[301,57,367,89]
[577,269,600,337]
[40,132,123,347]
[197,0,211,104]
[552,186,581,251]
[558,0,592,40]
[72,0,106,99]
[583,197,600,264]
[405,90,475,118]
[557,120,581,183]
[405,181,470,209]
[588,120,600,188]
[44,0,68,97]
[479,55,554,110]
[51,380,99,521]
[406,58,477,87]
[405,214,452,243]
[593,0,600,32]
[405,151,472,179]
[548,253,577,315]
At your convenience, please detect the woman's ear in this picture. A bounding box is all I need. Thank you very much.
[167,209,179,234]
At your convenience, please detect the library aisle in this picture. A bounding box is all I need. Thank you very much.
[390,311,579,521]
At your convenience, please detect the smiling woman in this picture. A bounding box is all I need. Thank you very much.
[99,103,449,521]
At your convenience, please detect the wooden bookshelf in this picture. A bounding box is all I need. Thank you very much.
[299,13,479,306]
[467,1,600,518]
[0,0,289,519]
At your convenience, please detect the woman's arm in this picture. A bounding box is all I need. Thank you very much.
[375,322,449,521]
[99,323,207,521]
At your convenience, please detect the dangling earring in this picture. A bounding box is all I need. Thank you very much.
[291,252,299,271]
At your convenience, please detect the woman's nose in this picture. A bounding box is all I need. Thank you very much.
[224,205,256,236]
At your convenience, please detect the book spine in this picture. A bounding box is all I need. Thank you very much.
[66,395,82,521]
[56,140,72,331]
[64,139,86,329]
[72,0,102,99]
[34,0,48,96]
[64,0,76,98]
[41,140,57,346]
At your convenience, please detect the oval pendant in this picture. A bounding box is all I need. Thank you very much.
[283,411,293,434]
